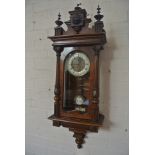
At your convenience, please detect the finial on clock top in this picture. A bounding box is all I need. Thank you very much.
[77,3,81,7]
[94,5,104,21]
[75,3,82,10]
[55,12,63,27]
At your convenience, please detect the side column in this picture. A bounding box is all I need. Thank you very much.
[92,46,102,121]
[53,46,63,117]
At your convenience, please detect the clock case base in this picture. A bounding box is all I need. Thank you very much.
[48,114,104,148]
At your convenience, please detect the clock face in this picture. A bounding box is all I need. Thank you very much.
[67,52,90,77]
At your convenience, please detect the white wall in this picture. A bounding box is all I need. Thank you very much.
[26,0,129,155]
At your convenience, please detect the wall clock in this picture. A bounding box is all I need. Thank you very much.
[48,4,106,148]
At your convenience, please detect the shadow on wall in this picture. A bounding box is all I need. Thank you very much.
[99,29,115,130]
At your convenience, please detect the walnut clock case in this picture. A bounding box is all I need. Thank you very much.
[48,4,106,148]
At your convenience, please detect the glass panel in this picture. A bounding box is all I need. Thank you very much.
[63,52,90,112]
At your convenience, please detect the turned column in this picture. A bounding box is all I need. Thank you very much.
[53,46,63,117]
[92,46,102,121]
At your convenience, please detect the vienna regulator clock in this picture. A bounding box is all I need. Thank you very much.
[48,4,106,148]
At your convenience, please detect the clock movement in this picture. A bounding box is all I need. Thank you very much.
[48,4,106,148]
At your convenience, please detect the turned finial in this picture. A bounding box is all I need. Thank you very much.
[77,3,81,7]
[94,5,103,21]
[55,12,63,27]
[97,5,101,14]
[75,3,82,10]
[58,12,61,20]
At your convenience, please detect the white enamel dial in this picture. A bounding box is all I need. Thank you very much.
[67,52,90,77]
